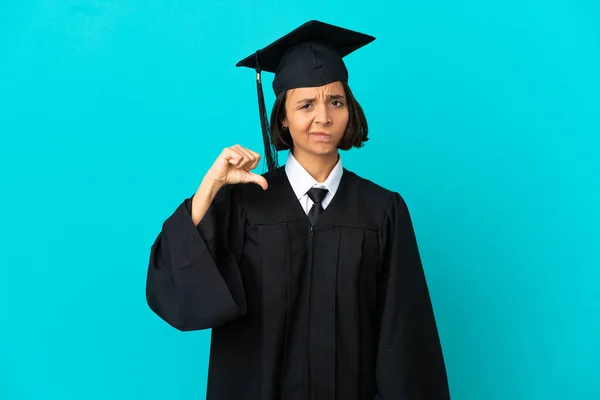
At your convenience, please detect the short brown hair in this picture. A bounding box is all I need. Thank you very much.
[269,81,369,151]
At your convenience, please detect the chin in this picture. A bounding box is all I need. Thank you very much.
[310,145,338,156]
[293,141,341,158]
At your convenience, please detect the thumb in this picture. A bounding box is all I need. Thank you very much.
[245,172,269,191]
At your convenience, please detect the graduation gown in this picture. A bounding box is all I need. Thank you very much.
[146,166,451,400]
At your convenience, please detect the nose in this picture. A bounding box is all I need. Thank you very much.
[314,103,332,125]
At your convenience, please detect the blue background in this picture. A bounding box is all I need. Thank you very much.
[1,1,599,399]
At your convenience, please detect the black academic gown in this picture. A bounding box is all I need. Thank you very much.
[146,166,451,400]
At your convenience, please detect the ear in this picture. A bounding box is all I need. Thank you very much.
[281,117,289,128]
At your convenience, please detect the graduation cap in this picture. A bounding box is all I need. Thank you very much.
[236,20,375,173]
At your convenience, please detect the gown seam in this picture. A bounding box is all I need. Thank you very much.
[280,222,291,399]
[248,221,381,232]
[333,228,343,400]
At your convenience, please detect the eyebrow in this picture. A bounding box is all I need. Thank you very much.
[296,94,346,104]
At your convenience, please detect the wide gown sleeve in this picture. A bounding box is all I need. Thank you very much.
[145,184,247,331]
[374,193,451,399]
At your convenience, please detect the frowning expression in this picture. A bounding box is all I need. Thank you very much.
[282,81,349,157]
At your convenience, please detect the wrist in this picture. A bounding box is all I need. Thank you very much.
[198,176,224,199]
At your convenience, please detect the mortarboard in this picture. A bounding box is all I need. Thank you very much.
[236,20,375,173]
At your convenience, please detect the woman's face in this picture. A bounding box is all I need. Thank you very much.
[282,81,349,157]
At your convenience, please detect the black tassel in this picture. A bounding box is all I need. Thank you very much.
[255,51,279,175]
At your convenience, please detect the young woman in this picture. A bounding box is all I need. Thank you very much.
[146,20,451,400]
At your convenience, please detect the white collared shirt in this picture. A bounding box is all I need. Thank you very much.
[284,151,344,215]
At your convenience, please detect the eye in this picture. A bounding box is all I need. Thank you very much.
[332,100,344,107]
[299,103,312,109]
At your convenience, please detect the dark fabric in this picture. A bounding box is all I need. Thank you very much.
[307,187,328,226]
[236,20,375,95]
[146,166,451,400]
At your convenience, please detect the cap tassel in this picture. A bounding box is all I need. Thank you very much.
[255,52,279,175]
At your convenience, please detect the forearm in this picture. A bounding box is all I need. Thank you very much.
[191,176,223,225]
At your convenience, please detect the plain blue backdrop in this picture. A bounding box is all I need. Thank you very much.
[1,1,599,399]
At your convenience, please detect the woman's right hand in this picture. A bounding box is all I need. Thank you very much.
[191,145,267,225]
[204,145,269,191]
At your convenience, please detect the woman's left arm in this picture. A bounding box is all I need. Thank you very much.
[374,193,451,400]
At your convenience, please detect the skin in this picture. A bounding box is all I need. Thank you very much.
[191,81,349,225]
[281,81,349,183]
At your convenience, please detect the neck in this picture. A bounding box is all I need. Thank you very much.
[292,148,339,183]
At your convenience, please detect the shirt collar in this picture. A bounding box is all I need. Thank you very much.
[284,151,344,200]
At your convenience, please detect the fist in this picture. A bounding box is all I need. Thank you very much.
[205,145,268,190]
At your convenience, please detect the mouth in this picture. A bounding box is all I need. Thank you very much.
[310,132,332,140]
